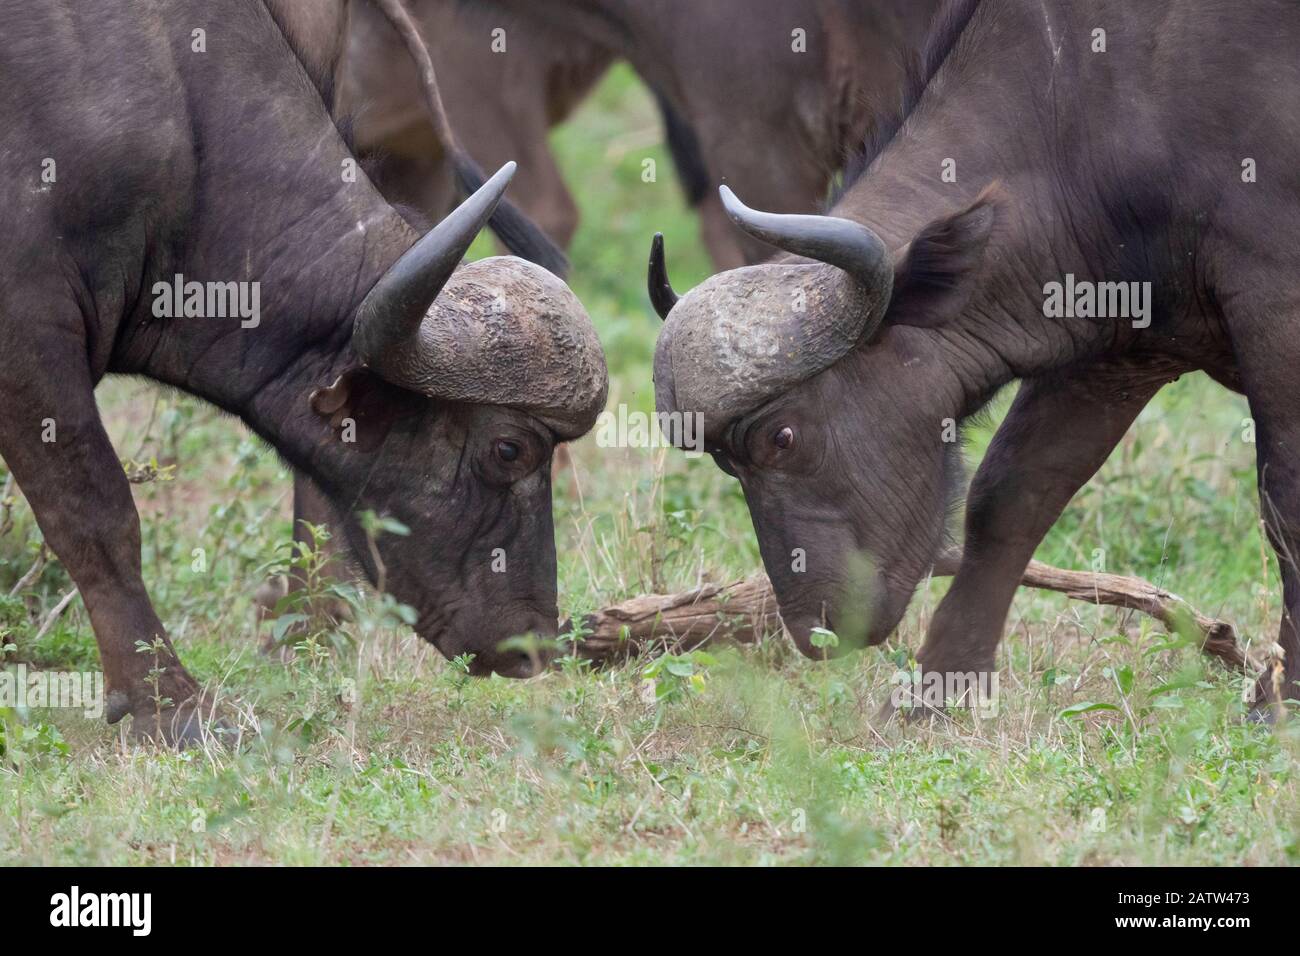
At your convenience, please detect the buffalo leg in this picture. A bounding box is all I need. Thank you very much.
[289,473,351,620]
[257,475,352,650]
[1237,364,1300,717]
[291,473,343,584]
[0,354,206,744]
[911,367,1167,708]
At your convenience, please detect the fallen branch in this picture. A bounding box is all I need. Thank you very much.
[935,550,1248,670]
[566,575,779,663]
[564,549,1249,671]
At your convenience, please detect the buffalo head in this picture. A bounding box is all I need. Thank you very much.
[315,163,607,677]
[649,185,996,657]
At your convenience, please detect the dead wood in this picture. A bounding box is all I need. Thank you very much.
[564,548,1249,671]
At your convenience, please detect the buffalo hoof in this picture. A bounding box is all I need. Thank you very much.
[876,695,950,727]
[1246,703,1277,726]
[883,651,997,726]
[127,693,241,749]
[1244,667,1296,725]
[1246,693,1284,726]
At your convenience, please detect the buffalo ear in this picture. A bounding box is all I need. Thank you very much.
[309,367,411,452]
[310,373,356,417]
[883,185,1001,329]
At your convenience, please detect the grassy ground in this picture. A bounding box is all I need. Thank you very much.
[1,66,1296,866]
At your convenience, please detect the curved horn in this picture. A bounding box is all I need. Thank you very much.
[719,185,892,293]
[353,162,516,367]
[647,233,680,320]
[652,187,899,442]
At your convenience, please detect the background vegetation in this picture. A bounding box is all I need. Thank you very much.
[1,67,1294,865]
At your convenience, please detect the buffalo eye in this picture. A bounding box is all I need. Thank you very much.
[496,439,521,463]
[773,426,795,450]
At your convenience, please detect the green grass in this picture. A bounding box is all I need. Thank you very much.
[1,65,1295,866]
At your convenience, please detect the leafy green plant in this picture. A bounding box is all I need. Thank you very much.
[642,649,718,705]
[0,706,68,762]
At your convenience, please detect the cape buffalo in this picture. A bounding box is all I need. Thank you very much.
[0,0,607,744]
[649,0,1300,716]
[268,0,612,626]
[471,0,939,268]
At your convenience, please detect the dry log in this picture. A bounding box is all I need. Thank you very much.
[564,548,1249,671]
[566,574,780,663]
